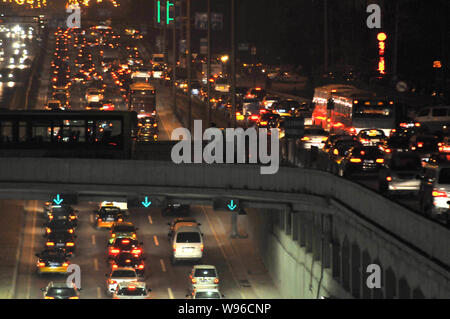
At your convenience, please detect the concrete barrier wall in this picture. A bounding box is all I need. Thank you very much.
[0,157,449,269]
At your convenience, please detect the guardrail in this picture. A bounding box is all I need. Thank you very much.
[0,157,449,269]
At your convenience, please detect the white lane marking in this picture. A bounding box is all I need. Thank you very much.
[94,258,99,271]
[148,215,153,224]
[90,214,94,223]
[153,235,159,246]
[160,259,166,272]
[201,206,245,299]
[167,287,174,299]
[91,234,96,245]
[26,201,38,299]
[97,287,101,299]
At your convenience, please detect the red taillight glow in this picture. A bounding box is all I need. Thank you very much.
[138,264,144,270]
[386,176,392,182]
[38,262,45,267]
[110,248,120,254]
[66,242,75,247]
[432,190,447,197]
[62,262,69,267]
[376,158,384,163]
[112,264,118,269]
[191,278,197,284]
[46,242,55,246]
[131,249,142,255]
[214,278,219,284]
[350,158,362,163]
[417,142,424,148]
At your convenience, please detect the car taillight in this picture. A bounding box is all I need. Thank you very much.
[62,262,69,267]
[417,142,424,148]
[98,218,102,222]
[350,158,362,163]
[118,219,123,222]
[38,262,45,267]
[68,229,74,234]
[173,245,176,251]
[260,121,268,125]
[109,280,117,284]
[132,234,136,239]
[46,228,51,234]
[376,158,384,163]
[201,244,204,252]
[112,264,118,269]
[214,278,219,284]
[49,215,53,220]
[68,296,79,299]
[131,249,141,255]
[385,148,391,153]
[301,137,310,141]
[191,278,197,284]
[386,176,392,181]
[138,264,144,270]
[46,242,55,246]
[432,189,447,197]
[439,146,450,153]
[250,115,259,120]
[70,216,76,220]
[333,149,339,155]
[45,296,55,299]
[66,242,75,247]
[112,234,116,238]
[110,248,120,254]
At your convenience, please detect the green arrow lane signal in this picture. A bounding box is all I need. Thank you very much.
[227,200,237,211]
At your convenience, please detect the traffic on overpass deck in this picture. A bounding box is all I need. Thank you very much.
[0,0,449,307]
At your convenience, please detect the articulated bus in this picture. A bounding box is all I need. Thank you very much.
[312,84,396,136]
[128,82,156,116]
[0,111,137,159]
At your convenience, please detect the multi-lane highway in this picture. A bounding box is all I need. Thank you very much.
[9,201,280,299]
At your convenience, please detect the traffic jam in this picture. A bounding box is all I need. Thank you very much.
[38,200,223,299]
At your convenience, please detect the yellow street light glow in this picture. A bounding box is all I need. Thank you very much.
[220,55,229,63]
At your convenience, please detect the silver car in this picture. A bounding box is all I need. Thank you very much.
[106,267,140,295]
[112,281,151,299]
[188,265,219,291]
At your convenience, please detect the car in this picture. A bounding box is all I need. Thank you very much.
[46,205,78,226]
[378,152,423,195]
[106,267,140,295]
[45,99,65,111]
[214,78,230,93]
[297,126,329,149]
[188,265,219,291]
[379,128,416,154]
[85,89,104,102]
[108,222,138,245]
[257,112,280,129]
[41,282,80,299]
[35,250,70,275]
[339,145,386,178]
[137,126,158,142]
[112,281,151,299]
[187,288,224,299]
[95,206,124,229]
[44,219,75,237]
[262,95,280,109]
[138,116,158,130]
[414,105,450,134]
[85,101,103,110]
[108,238,143,259]
[357,129,386,146]
[246,87,266,101]
[168,218,200,237]
[323,134,357,154]
[326,138,360,165]
[111,252,146,276]
[171,223,204,264]
[45,232,76,256]
[409,134,441,163]
[162,204,190,216]
[419,162,450,220]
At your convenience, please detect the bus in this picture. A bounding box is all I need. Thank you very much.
[312,84,396,136]
[128,82,156,116]
[0,111,137,159]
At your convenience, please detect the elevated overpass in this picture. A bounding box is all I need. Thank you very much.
[0,157,448,298]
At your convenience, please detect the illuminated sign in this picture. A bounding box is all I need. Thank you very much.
[377,32,387,75]
[157,0,174,25]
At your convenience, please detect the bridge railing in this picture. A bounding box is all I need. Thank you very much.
[0,157,449,269]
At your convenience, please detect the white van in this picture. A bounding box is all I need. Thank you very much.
[414,105,450,133]
[171,223,204,264]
